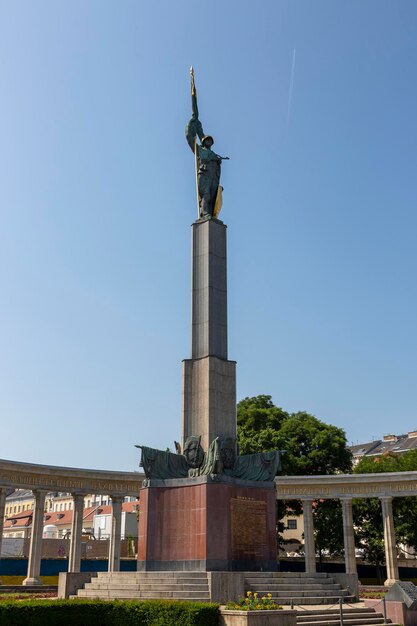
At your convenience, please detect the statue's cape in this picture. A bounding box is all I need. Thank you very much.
[230,450,282,482]
[140,446,189,480]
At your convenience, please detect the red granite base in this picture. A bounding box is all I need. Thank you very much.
[137,477,277,571]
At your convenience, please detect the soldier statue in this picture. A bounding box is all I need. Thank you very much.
[185,67,229,218]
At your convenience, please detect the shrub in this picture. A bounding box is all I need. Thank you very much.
[0,599,219,626]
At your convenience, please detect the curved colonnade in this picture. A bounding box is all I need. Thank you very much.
[0,459,144,585]
[1,460,417,585]
[276,472,417,585]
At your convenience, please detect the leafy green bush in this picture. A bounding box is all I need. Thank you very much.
[0,599,219,626]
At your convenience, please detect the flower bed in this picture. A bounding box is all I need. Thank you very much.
[221,592,297,626]
[226,591,282,611]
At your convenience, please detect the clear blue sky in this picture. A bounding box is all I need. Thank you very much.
[1,1,416,471]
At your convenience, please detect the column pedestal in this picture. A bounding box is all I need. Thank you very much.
[138,475,277,571]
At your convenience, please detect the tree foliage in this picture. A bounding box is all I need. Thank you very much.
[237,395,352,476]
[313,499,344,558]
[237,395,352,546]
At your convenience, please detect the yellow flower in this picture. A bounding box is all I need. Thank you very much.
[262,596,266,600]
[256,604,261,609]
[246,591,252,597]
[254,592,258,598]
[267,593,272,598]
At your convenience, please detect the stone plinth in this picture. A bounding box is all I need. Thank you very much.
[182,356,236,453]
[137,475,277,572]
[365,599,417,626]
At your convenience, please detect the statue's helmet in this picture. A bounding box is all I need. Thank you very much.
[201,135,214,146]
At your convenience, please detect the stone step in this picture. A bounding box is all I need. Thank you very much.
[297,612,383,622]
[297,616,391,626]
[246,583,342,591]
[246,577,337,585]
[296,610,379,617]
[271,596,356,605]
[96,571,208,578]
[265,589,351,598]
[92,577,208,585]
[250,572,330,578]
[76,589,210,600]
[85,583,209,591]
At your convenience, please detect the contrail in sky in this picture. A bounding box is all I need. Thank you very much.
[287,47,296,128]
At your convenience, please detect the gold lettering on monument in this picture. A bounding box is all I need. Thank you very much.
[231,497,268,560]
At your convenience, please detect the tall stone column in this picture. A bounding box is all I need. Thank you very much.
[341,498,357,575]
[182,218,236,452]
[302,498,316,574]
[68,494,84,573]
[380,496,399,586]
[23,490,46,586]
[108,496,123,572]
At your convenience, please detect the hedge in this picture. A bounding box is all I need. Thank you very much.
[0,599,220,626]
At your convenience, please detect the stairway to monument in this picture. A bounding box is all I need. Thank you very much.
[244,572,356,605]
[296,607,399,626]
[73,571,210,601]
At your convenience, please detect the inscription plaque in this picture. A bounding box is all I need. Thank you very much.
[231,497,268,560]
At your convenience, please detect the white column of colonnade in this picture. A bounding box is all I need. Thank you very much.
[0,488,6,583]
[23,490,47,586]
[380,496,399,586]
[302,498,316,573]
[108,496,123,572]
[68,494,84,573]
[341,497,357,575]
[0,489,6,557]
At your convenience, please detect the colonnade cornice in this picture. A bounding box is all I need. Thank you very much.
[0,458,144,496]
[275,470,417,499]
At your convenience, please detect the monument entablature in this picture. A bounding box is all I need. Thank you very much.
[0,458,144,496]
[275,471,417,500]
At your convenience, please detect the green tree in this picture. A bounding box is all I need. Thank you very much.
[237,395,352,549]
[314,499,344,559]
[237,396,352,476]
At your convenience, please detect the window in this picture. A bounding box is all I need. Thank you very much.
[287,519,297,530]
